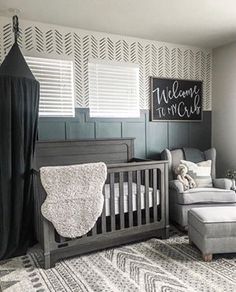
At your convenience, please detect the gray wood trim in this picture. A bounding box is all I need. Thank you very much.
[110,173,115,231]
[153,169,157,222]
[101,185,106,233]
[119,172,125,229]
[128,171,133,227]
[35,138,135,168]
[136,170,142,226]
[145,170,150,224]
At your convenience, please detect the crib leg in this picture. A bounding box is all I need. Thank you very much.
[161,227,169,240]
[43,220,56,269]
[44,252,55,269]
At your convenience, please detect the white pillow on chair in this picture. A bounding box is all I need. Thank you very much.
[180,160,213,188]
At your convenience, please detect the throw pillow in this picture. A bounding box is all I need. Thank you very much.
[180,160,212,188]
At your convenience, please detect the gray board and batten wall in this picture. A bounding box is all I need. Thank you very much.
[38,108,212,159]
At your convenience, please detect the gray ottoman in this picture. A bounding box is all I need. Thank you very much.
[188,206,236,261]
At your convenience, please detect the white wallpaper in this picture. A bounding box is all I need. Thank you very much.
[0,17,212,110]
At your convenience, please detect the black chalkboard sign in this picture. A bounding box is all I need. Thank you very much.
[150,77,202,121]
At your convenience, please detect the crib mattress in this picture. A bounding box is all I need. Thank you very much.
[104,182,160,216]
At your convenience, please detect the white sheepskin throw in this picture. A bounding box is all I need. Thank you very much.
[40,162,107,238]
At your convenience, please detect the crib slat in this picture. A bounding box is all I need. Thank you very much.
[153,169,157,222]
[128,171,133,227]
[110,173,115,231]
[161,166,165,219]
[101,185,106,233]
[91,223,97,236]
[119,172,125,229]
[145,169,150,224]
[136,170,141,226]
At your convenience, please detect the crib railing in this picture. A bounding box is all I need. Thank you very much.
[103,164,161,232]
[34,160,169,268]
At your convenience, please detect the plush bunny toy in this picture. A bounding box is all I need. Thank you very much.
[175,164,196,191]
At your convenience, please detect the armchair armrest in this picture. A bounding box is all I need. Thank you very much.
[169,180,184,193]
[213,178,233,190]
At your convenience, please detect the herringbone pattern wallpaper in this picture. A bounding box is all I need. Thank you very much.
[0,18,212,110]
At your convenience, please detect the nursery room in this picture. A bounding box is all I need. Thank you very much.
[0,0,236,291]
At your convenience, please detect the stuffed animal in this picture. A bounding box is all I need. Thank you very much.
[175,164,196,191]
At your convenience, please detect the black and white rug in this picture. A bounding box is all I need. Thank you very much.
[1,231,236,292]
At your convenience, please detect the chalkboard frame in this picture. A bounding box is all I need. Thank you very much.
[150,77,203,122]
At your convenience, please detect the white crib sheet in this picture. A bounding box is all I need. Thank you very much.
[104,182,160,216]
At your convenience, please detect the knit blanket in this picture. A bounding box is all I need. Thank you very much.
[40,162,107,238]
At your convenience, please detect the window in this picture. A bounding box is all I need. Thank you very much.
[88,59,140,118]
[25,56,75,117]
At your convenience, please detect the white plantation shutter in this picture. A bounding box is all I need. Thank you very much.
[88,59,140,118]
[25,56,75,117]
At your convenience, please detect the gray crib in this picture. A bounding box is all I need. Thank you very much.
[33,138,169,269]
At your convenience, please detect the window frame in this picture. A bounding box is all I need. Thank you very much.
[88,58,140,119]
[25,55,76,118]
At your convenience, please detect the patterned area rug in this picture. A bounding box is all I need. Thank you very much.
[1,230,236,292]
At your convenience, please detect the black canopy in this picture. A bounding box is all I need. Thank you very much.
[0,43,35,79]
[0,37,39,259]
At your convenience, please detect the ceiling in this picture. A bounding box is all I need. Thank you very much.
[0,0,236,48]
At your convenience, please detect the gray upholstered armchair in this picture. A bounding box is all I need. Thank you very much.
[161,148,236,230]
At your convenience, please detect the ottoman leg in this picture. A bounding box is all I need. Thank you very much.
[202,253,213,262]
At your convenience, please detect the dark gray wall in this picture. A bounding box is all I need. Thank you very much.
[38,109,212,158]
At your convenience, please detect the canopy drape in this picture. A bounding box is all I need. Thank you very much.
[0,42,39,259]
